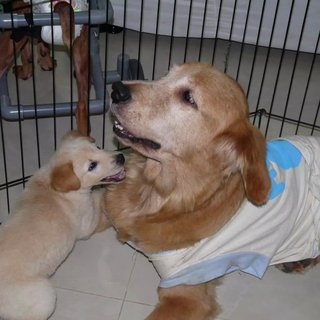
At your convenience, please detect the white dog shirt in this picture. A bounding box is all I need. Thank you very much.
[137,136,320,288]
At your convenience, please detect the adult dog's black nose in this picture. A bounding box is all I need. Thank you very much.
[115,153,125,165]
[111,81,131,103]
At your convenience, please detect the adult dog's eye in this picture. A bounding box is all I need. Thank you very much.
[182,90,197,108]
[88,161,98,172]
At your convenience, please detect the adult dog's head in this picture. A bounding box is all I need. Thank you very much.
[50,131,126,192]
[111,63,270,206]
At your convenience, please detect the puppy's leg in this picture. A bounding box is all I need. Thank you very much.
[37,40,56,71]
[76,188,111,240]
[73,25,90,136]
[147,282,220,320]
[13,39,33,80]
[95,209,111,233]
[92,187,112,233]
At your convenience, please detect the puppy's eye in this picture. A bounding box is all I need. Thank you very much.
[182,90,197,108]
[88,161,98,172]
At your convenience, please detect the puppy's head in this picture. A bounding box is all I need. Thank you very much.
[111,63,270,205]
[50,131,125,192]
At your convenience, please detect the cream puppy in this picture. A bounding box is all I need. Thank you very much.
[0,131,125,320]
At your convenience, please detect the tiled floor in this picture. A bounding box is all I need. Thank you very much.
[1,23,320,319]
[48,225,320,320]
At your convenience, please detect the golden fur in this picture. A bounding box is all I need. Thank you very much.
[0,131,124,320]
[105,63,271,319]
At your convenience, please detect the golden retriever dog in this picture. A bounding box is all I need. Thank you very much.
[0,131,125,320]
[105,62,320,319]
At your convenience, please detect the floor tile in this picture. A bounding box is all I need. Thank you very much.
[125,252,160,306]
[50,288,122,320]
[218,266,320,320]
[119,301,154,320]
[217,271,257,319]
[52,228,136,300]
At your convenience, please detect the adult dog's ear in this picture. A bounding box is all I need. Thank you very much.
[220,121,271,205]
[237,123,270,205]
[51,162,81,192]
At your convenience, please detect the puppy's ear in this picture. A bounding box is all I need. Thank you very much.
[220,121,271,205]
[50,162,81,192]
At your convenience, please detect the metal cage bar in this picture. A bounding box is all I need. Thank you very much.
[0,0,319,219]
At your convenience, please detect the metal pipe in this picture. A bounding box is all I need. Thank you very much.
[105,70,121,84]
[0,96,107,121]
[0,9,113,29]
[0,0,121,121]
[90,28,105,100]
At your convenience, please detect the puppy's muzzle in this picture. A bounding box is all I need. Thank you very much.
[111,82,131,104]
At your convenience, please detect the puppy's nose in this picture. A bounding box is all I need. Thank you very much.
[111,81,131,104]
[115,153,125,165]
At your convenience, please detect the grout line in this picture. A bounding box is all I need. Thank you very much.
[53,286,124,302]
[117,250,139,320]
[120,300,154,308]
[122,299,155,308]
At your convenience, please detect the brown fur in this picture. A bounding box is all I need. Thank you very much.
[52,1,91,136]
[105,63,271,319]
[0,1,55,80]
[0,1,90,136]
[50,161,81,192]
[0,1,50,80]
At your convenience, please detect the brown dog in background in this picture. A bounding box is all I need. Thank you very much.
[0,0,55,80]
[0,0,91,136]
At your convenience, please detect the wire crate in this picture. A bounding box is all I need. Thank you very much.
[0,0,319,221]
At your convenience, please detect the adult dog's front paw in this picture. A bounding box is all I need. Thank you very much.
[116,222,155,253]
[117,227,132,243]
